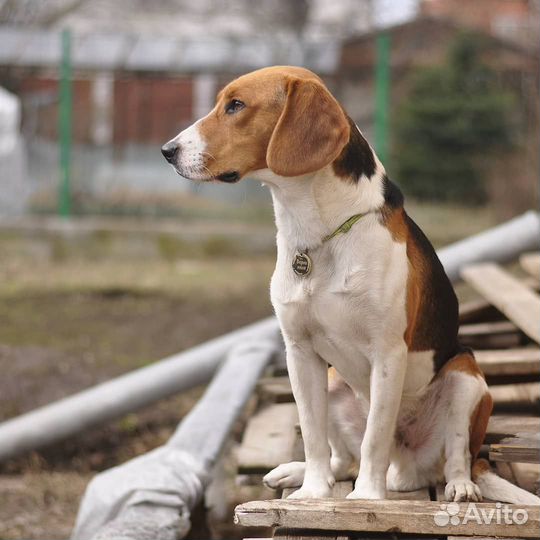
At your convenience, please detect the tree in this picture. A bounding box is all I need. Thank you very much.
[393,32,515,204]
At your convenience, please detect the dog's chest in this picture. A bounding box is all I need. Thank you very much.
[271,222,408,365]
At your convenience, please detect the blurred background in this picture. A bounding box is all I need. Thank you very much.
[0,1,538,538]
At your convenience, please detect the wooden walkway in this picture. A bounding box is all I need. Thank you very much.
[234,254,540,539]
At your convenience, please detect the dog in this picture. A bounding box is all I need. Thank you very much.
[162,66,539,504]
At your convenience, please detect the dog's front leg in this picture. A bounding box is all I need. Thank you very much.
[347,341,407,500]
[285,338,334,499]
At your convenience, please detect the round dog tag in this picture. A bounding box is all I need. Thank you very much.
[292,252,312,277]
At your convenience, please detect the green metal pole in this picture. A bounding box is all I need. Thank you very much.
[374,32,391,165]
[59,28,72,217]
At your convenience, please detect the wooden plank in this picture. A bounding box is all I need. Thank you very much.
[458,275,537,325]
[276,482,355,540]
[387,487,431,501]
[486,415,539,443]
[520,253,540,282]
[476,348,540,377]
[459,321,523,349]
[462,263,540,344]
[459,298,501,325]
[258,376,294,403]
[490,383,540,411]
[234,499,540,538]
[459,321,518,335]
[448,537,501,540]
[258,377,295,403]
[490,434,540,464]
[238,403,298,474]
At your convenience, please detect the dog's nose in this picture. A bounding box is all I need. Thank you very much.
[161,142,178,163]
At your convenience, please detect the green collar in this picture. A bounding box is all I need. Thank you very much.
[322,212,368,243]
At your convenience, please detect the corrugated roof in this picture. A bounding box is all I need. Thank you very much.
[0,26,340,74]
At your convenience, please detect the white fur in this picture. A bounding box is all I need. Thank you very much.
[254,158,414,499]
[165,120,211,180]
[443,372,487,502]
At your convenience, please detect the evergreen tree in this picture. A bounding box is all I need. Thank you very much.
[393,33,515,204]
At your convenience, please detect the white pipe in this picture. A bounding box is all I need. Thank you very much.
[438,211,540,283]
[0,317,279,462]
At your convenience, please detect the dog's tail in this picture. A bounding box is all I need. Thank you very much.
[473,459,540,505]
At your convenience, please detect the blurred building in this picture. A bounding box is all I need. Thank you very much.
[0,1,537,215]
[338,17,539,136]
[0,26,339,208]
[338,15,539,217]
[420,0,540,50]
[0,29,339,146]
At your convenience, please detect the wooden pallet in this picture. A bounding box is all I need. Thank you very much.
[235,258,540,539]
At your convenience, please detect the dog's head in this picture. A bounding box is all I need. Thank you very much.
[161,66,350,182]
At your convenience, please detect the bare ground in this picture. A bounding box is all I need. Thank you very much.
[0,255,274,539]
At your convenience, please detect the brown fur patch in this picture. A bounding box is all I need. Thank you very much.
[196,66,349,180]
[438,352,485,378]
[382,206,408,243]
[381,206,460,370]
[381,207,422,349]
[471,458,492,480]
[469,392,494,460]
[266,78,350,176]
[434,352,492,460]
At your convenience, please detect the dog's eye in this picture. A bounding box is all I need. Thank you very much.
[225,99,245,115]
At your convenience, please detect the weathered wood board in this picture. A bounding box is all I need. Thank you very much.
[235,498,539,538]
[475,348,539,377]
[490,383,540,410]
[490,433,540,464]
[238,403,299,473]
[459,320,523,349]
[462,263,540,344]
[486,415,539,443]
[520,253,540,282]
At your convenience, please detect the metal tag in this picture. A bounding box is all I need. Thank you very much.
[292,252,312,277]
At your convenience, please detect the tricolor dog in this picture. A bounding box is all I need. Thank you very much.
[162,66,539,504]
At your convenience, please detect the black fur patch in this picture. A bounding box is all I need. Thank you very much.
[405,214,461,372]
[332,116,376,182]
[382,175,404,209]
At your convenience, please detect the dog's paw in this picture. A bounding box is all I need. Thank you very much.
[346,485,386,500]
[263,462,305,489]
[286,473,335,499]
[445,478,482,502]
[287,484,333,499]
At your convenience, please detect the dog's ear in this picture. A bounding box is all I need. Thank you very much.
[266,78,350,177]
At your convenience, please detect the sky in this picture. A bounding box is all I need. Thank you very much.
[375,0,419,28]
